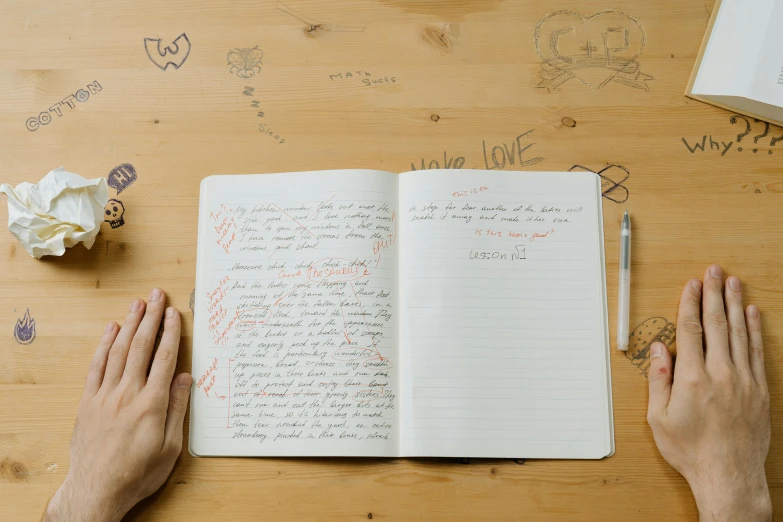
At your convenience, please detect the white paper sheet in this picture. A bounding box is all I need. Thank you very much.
[0,167,109,258]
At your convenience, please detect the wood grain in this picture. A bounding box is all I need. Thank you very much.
[1,0,781,520]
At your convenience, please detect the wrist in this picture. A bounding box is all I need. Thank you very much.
[43,476,125,522]
[688,471,772,522]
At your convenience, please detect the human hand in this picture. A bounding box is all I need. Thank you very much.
[647,266,772,522]
[43,289,192,522]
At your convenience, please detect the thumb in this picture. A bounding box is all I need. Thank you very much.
[164,373,192,451]
[647,342,673,422]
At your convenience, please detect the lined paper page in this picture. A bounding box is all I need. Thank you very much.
[398,170,612,459]
[190,170,400,457]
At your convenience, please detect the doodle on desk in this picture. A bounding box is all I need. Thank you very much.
[681,115,783,156]
[731,115,783,154]
[410,151,467,171]
[107,164,137,194]
[25,81,103,131]
[238,87,281,141]
[144,33,191,71]
[534,9,653,92]
[241,88,265,117]
[681,135,734,156]
[329,71,399,87]
[409,132,544,173]
[258,123,285,144]
[330,71,371,81]
[626,317,676,378]
[482,130,545,170]
[104,199,125,229]
[13,308,36,345]
[568,164,629,204]
[227,47,264,79]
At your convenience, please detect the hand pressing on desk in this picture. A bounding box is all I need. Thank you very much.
[647,266,772,522]
[43,289,192,522]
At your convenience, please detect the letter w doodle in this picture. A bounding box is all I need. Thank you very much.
[144,33,191,71]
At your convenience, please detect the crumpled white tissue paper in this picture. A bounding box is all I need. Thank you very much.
[0,167,109,259]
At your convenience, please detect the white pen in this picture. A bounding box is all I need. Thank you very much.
[617,211,631,351]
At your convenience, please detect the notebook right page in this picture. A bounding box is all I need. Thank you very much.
[398,170,612,459]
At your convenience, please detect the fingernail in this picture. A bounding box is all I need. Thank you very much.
[710,265,722,279]
[728,277,741,291]
[748,305,759,318]
[130,299,142,312]
[105,322,114,334]
[691,279,702,291]
[166,307,176,318]
[650,342,664,359]
[177,374,193,389]
[150,288,162,302]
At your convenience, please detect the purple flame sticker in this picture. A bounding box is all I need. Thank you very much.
[14,308,36,345]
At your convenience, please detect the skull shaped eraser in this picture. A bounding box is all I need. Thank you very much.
[104,199,125,228]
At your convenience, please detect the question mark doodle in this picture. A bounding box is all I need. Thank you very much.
[751,119,770,153]
[769,130,783,155]
[730,115,752,151]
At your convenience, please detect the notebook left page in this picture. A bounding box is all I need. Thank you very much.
[190,170,400,457]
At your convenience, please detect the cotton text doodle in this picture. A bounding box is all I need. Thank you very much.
[227,46,264,79]
[568,164,629,203]
[144,33,191,71]
[534,9,653,92]
[13,308,36,345]
[107,163,137,194]
[25,81,102,131]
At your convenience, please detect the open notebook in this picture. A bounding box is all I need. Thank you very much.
[686,0,783,126]
[189,169,614,459]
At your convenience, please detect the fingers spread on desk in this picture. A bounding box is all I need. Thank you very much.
[725,276,751,376]
[102,298,146,390]
[84,322,119,397]
[647,342,673,423]
[675,278,706,370]
[746,305,767,389]
[122,288,167,387]
[164,373,192,453]
[146,307,183,392]
[702,265,731,370]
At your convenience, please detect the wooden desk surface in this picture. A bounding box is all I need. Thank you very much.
[1,0,781,520]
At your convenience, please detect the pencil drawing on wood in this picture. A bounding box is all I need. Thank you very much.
[144,33,191,71]
[534,9,653,92]
[568,164,630,203]
[625,317,676,377]
[104,199,126,229]
[13,308,36,345]
[227,46,264,79]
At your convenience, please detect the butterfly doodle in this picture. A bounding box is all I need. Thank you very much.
[227,47,264,79]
